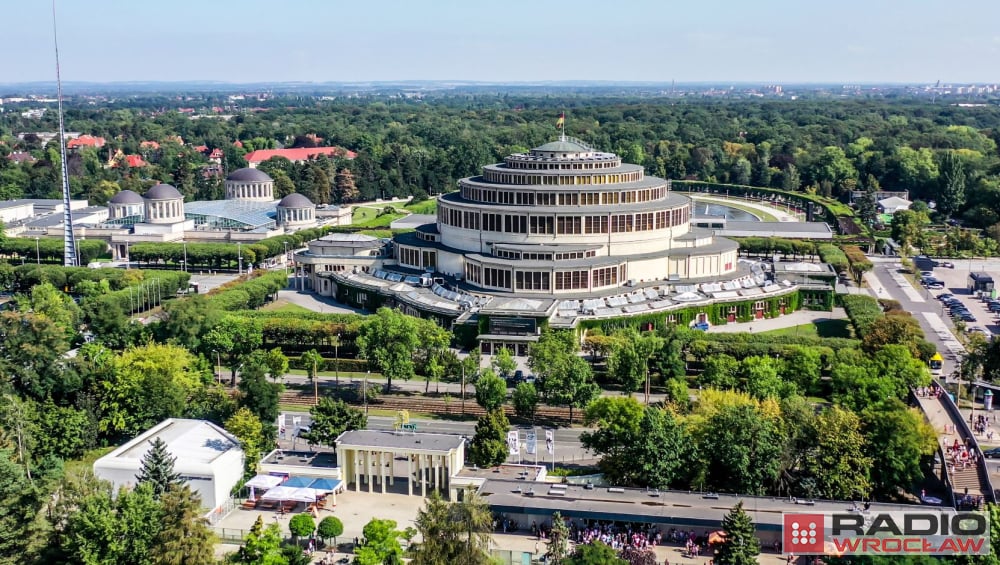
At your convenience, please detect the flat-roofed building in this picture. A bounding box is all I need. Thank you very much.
[93,418,244,512]
[335,429,465,498]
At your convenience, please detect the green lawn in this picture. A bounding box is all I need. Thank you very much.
[404,199,438,214]
[759,319,853,338]
[260,300,311,314]
[352,206,382,223]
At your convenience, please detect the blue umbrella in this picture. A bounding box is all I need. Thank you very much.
[282,476,313,488]
[308,478,340,492]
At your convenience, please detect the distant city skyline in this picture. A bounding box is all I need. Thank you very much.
[3,0,999,84]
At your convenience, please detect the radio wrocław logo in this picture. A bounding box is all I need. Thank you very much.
[783,511,989,556]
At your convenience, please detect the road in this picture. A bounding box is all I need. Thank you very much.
[277,412,595,463]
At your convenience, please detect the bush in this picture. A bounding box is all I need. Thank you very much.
[818,245,849,272]
[840,295,883,337]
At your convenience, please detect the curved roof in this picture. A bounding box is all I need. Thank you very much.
[226,168,273,182]
[277,193,314,208]
[144,183,182,200]
[109,189,144,204]
[533,139,591,153]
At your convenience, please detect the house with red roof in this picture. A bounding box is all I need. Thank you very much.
[66,135,106,150]
[6,152,36,164]
[209,148,224,163]
[140,141,160,150]
[243,147,356,168]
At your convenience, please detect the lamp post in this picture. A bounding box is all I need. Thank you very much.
[335,333,340,387]
[364,370,370,414]
[283,242,289,276]
[214,351,221,384]
[182,242,187,272]
[461,364,466,415]
[34,237,40,265]
[237,242,243,275]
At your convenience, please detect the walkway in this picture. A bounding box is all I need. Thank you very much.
[914,389,990,507]
[689,195,799,222]
[706,307,847,334]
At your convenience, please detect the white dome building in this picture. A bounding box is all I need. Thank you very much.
[225,168,274,201]
[143,183,185,224]
[276,193,315,228]
[108,189,144,221]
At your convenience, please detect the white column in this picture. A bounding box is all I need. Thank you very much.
[381,452,387,494]
[421,454,427,496]
[433,455,440,491]
[367,451,374,493]
[388,451,395,486]
[407,455,413,496]
[354,450,362,492]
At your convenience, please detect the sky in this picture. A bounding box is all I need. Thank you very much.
[3,0,999,84]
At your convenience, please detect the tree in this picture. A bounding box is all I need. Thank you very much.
[153,485,216,565]
[15,282,81,340]
[715,502,760,565]
[740,356,792,399]
[512,382,539,421]
[696,403,786,495]
[698,354,740,389]
[565,541,626,565]
[317,516,343,550]
[804,407,872,500]
[468,409,509,468]
[238,364,282,424]
[288,513,315,545]
[860,399,937,498]
[607,337,644,395]
[251,347,290,383]
[580,397,644,481]
[301,397,367,448]
[238,515,285,564]
[781,346,823,396]
[891,208,930,254]
[334,168,359,203]
[225,407,271,478]
[782,163,801,191]
[474,369,506,412]
[938,150,967,217]
[136,437,183,498]
[61,481,163,565]
[354,518,404,565]
[546,512,570,565]
[0,449,42,562]
[203,315,263,385]
[300,349,323,386]
[620,407,689,489]
[357,308,449,393]
[491,347,517,379]
[411,491,493,565]
[544,356,599,424]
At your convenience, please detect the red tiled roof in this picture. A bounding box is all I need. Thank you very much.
[67,135,106,149]
[126,155,147,167]
[7,152,35,164]
[244,147,356,163]
[209,148,223,159]
[140,141,160,149]
[233,140,243,148]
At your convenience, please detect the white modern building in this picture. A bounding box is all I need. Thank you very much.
[93,418,244,511]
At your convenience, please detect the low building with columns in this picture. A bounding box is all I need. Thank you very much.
[335,430,465,499]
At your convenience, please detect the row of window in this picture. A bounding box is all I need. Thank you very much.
[464,263,625,292]
[481,170,644,186]
[493,249,598,261]
[504,158,620,170]
[397,246,437,270]
[439,205,691,234]
[460,183,669,205]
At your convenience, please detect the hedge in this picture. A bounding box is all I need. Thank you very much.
[288,355,368,373]
[839,295,883,337]
[80,270,191,321]
[842,245,874,283]
[818,245,849,272]
[0,238,107,265]
[204,271,288,310]
[733,237,818,257]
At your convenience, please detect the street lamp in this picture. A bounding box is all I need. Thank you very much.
[213,351,222,384]
[34,237,40,265]
[182,242,188,273]
[237,242,243,275]
[364,370,370,414]
[335,333,341,388]
[283,242,289,276]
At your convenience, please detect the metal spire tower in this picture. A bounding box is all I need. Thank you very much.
[53,0,78,266]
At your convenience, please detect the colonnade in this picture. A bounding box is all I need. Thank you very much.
[226,182,273,200]
[279,208,314,224]
[341,448,453,497]
[146,199,183,222]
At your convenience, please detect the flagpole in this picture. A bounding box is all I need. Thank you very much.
[560,111,566,142]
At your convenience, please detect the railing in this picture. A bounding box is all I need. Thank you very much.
[932,381,997,504]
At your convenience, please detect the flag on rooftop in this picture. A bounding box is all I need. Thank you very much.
[556,112,565,129]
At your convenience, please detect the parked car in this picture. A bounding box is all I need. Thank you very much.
[938,293,954,301]
[920,271,934,278]
[927,282,944,290]
[984,447,1000,459]
[961,314,977,323]
[941,261,955,269]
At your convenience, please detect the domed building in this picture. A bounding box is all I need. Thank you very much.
[143,183,185,224]
[276,193,315,227]
[107,189,144,221]
[225,168,274,202]
[300,135,831,349]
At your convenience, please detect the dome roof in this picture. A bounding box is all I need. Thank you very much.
[278,193,314,208]
[144,183,182,200]
[226,168,273,182]
[109,189,144,204]
[533,139,591,153]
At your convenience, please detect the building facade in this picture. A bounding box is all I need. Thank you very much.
[396,138,738,294]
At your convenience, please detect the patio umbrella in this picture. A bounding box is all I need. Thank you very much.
[287,488,318,503]
[282,476,314,488]
[260,485,299,501]
[245,475,284,489]
[307,478,340,493]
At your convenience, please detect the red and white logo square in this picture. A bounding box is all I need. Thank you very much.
[784,513,825,554]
